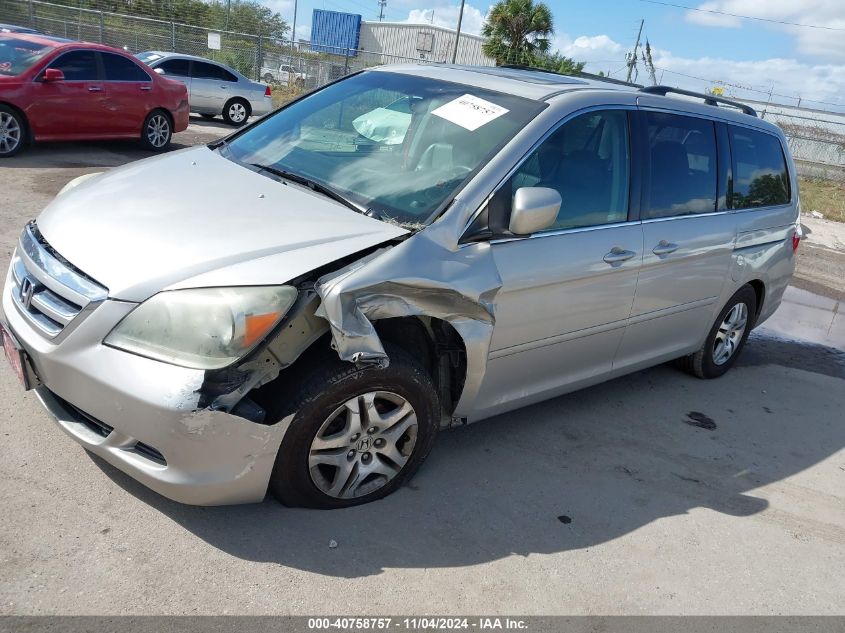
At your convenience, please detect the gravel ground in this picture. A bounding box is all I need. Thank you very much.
[0,122,843,615]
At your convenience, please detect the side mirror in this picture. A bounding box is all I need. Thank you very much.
[42,68,64,82]
[509,187,561,235]
[154,67,165,75]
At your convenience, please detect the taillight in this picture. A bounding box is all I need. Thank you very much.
[792,233,801,251]
[265,85,272,97]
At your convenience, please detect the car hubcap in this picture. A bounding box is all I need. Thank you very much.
[146,114,169,148]
[229,103,246,122]
[0,112,21,154]
[308,391,418,499]
[713,302,748,365]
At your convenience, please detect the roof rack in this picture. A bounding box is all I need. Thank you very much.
[639,85,758,117]
[499,64,643,88]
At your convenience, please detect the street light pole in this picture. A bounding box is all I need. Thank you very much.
[450,0,465,64]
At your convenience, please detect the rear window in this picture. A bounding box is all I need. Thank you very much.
[729,126,790,208]
[0,35,55,75]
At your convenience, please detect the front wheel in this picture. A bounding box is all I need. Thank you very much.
[678,285,757,379]
[140,110,172,151]
[268,347,440,508]
[222,98,250,126]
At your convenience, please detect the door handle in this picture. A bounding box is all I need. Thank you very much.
[652,241,679,256]
[88,86,103,92]
[603,247,636,265]
[140,85,152,91]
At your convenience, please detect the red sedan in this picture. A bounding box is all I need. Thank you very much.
[0,34,189,157]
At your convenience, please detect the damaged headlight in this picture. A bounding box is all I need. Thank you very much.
[104,286,298,370]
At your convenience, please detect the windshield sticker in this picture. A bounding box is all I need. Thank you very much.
[431,94,509,131]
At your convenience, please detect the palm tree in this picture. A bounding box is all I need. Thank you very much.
[481,0,554,67]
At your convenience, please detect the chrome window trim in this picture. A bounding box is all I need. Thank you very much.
[488,219,641,245]
[460,103,637,239]
[640,210,730,224]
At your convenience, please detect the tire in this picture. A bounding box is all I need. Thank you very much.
[139,109,172,151]
[222,98,250,126]
[262,73,274,83]
[0,105,26,158]
[678,285,757,379]
[200,113,217,120]
[267,345,440,509]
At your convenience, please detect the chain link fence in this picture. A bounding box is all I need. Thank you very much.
[3,0,845,183]
[0,0,445,85]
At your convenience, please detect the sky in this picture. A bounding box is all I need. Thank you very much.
[264,0,845,111]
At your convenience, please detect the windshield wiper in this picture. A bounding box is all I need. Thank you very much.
[250,163,365,215]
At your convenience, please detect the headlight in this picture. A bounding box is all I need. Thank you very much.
[104,286,298,370]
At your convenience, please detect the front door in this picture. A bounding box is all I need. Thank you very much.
[470,109,644,420]
[28,49,107,139]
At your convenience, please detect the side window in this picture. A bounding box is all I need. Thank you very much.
[191,61,221,79]
[643,112,718,219]
[101,52,150,81]
[220,67,238,82]
[47,50,98,81]
[729,126,790,208]
[158,58,190,76]
[507,109,630,231]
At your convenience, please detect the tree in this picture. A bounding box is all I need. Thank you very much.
[481,0,554,67]
[532,51,585,75]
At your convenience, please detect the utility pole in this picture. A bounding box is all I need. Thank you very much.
[378,0,386,21]
[450,0,465,64]
[625,19,644,84]
[225,0,231,31]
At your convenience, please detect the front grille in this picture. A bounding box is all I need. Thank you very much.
[8,223,108,339]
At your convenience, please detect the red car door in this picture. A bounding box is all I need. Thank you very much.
[100,51,155,136]
[27,49,108,139]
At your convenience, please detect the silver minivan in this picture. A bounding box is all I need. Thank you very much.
[1,66,800,508]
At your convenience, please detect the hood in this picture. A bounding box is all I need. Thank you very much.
[36,146,408,302]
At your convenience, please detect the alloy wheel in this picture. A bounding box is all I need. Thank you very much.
[0,112,22,155]
[712,302,748,365]
[228,102,247,123]
[308,391,418,499]
[146,114,170,148]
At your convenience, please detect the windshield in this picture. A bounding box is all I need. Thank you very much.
[223,71,545,226]
[0,35,55,75]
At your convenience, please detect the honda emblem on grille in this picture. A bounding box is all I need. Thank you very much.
[19,277,35,310]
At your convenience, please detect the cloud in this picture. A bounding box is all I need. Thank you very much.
[546,29,844,109]
[683,1,845,61]
[404,3,489,36]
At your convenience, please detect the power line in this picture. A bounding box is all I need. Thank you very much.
[638,0,845,32]
[652,65,845,109]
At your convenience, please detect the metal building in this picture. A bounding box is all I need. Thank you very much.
[357,21,495,66]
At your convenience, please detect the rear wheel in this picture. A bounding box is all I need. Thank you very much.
[0,105,25,158]
[263,73,274,83]
[678,285,757,379]
[222,98,250,126]
[267,346,439,508]
[140,110,172,151]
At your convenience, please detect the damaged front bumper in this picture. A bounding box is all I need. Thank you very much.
[2,275,287,506]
